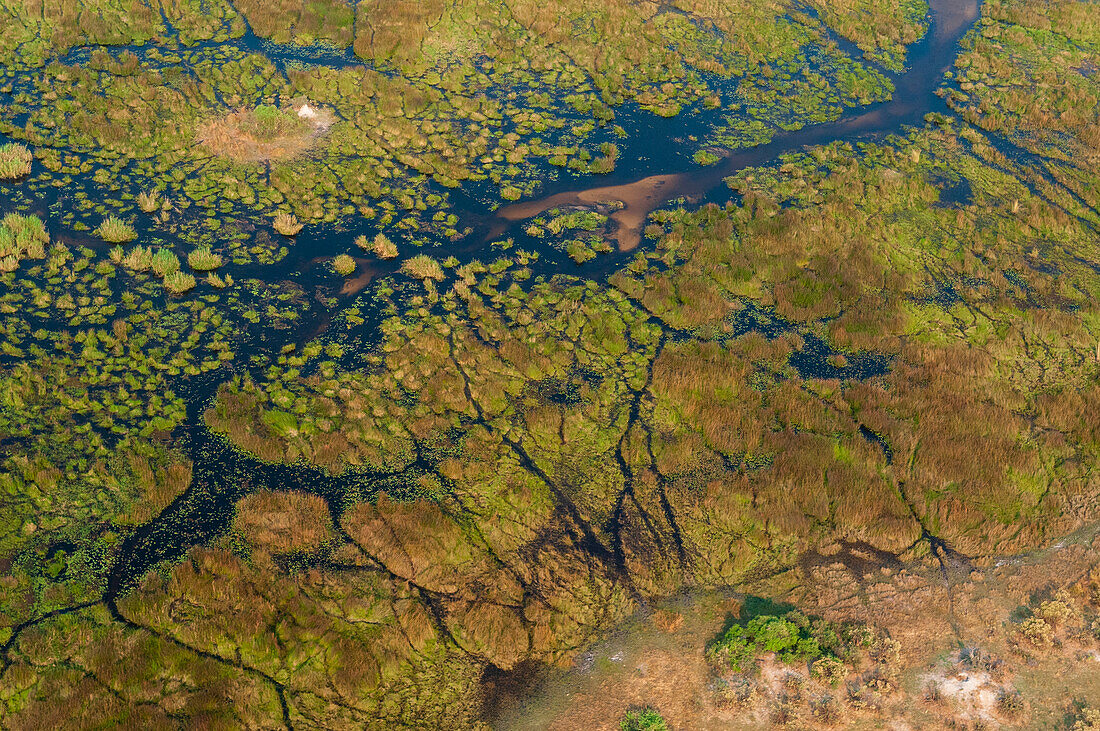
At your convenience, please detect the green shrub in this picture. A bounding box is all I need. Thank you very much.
[95,215,137,243]
[693,149,721,166]
[589,155,615,173]
[707,611,864,674]
[567,239,596,264]
[620,707,668,731]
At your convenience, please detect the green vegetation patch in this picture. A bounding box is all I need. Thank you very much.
[620,707,669,731]
[707,609,869,674]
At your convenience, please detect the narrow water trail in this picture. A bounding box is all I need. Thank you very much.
[497,0,981,250]
[13,0,982,603]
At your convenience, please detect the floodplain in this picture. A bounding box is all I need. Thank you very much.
[0,0,1099,728]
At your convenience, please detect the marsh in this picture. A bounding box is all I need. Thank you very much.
[1,0,1099,727]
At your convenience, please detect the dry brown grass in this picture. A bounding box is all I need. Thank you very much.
[234,490,333,553]
[234,0,355,46]
[500,527,1100,730]
[196,105,332,163]
[343,495,488,594]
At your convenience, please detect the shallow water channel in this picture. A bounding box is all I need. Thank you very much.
[1,0,982,603]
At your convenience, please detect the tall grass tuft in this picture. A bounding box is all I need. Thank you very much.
[163,271,197,294]
[372,233,398,259]
[96,215,137,243]
[0,213,49,261]
[187,248,223,271]
[137,191,160,213]
[122,245,153,271]
[206,272,233,288]
[151,249,180,277]
[401,254,444,281]
[332,254,356,275]
[273,212,303,236]
[0,143,32,180]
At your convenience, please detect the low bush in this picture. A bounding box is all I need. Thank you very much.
[996,688,1024,716]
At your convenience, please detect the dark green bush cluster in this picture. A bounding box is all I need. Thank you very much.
[707,610,870,674]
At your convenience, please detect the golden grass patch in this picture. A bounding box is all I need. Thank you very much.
[197,103,333,162]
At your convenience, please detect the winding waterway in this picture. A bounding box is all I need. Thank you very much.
[498,0,980,250]
[3,0,983,616]
[0,1,1009,725]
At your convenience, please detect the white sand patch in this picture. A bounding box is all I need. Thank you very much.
[296,101,334,130]
[925,669,1000,722]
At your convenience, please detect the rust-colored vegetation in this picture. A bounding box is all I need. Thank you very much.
[234,490,334,555]
[197,103,332,163]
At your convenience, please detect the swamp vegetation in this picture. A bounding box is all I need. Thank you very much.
[0,0,1099,727]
